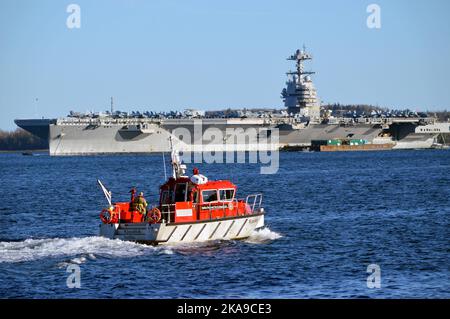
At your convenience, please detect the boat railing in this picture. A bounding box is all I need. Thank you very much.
[244,193,263,214]
[198,198,241,219]
[159,195,262,223]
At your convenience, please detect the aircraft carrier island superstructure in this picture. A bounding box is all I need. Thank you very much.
[15,48,449,155]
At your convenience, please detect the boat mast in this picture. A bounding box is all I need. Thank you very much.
[281,45,320,121]
[169,137,187,179]
[287,45,315,80]
[110,97,114,114]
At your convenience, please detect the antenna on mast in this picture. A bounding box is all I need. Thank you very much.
[162,152,167,181]
[169,136,187,179]
[110,97,114,114]
[34,97,39,118]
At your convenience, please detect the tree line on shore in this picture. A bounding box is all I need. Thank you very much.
[0,129,47,151]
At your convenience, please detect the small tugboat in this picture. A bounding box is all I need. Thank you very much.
[97,148,265,245]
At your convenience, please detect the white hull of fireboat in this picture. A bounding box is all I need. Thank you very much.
[99,213,264,245]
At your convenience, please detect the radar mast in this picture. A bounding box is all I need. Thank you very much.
[281,46,320,122]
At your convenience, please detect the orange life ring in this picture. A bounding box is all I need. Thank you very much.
[100,207,118,224]
[147,207,161,224]
[100,208,111,224]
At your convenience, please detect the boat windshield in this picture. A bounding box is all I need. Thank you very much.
[202,190,218,202]
[219,189,235,201]
[175,183,187,202]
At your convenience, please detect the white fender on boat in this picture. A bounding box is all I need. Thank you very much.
[190,174,208,184]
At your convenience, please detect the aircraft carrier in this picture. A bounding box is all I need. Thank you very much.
[14,48,449,155]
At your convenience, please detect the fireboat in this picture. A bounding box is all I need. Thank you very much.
[97,148,265,245]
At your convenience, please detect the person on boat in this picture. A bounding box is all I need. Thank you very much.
[130,187,137,202]
[129,187,137,211]
[134,192,148,215]
[190,167,208,185]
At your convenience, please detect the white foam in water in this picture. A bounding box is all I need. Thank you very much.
[160,248,174,255]
[70,256,87,264]
[0,236,157,263]
[0,229,281,263]
[245,227,282,244]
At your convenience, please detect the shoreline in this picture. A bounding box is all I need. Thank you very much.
[0,149,49,154]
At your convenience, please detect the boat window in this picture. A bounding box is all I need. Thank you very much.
[161,190,172,204]
[187,184,195,202]
[202,190,218,203]
[174,183,187,202]
[219,189,235,201]
[192,191,199,203]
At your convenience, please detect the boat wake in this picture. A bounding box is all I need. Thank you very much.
[0,228,281,264]
[245,227,282,244]
[0,236,159,264]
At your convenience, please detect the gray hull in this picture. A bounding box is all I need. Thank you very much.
[14,117,441,155]
[48,118,387,155]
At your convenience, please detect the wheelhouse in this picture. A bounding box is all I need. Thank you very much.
[158,178,258,224]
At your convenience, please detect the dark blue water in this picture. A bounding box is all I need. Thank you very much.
[0,150,449,298]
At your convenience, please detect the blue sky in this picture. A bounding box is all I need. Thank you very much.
[1,0,449,130]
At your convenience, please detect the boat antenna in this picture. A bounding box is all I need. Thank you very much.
[34,97,39,118]
[162,151,167,181]
[97,179,112,207]
[169,135,187,179]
